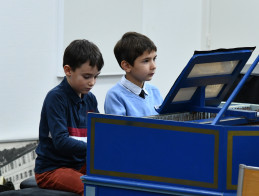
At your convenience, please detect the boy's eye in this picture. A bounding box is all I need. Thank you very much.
[83,75,91,79]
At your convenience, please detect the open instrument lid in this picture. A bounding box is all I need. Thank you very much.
[156,47,256,114]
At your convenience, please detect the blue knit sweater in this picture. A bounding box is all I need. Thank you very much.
[104,82,163,117]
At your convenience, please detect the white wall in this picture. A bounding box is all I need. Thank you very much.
[0,0,61,140]
[201,0,259,63]
[3,0,249,140]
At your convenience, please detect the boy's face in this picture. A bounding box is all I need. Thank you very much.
[125,50,157,88]
[64,61,100,98]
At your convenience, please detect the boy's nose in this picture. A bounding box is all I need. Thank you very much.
[151,61,156,69]
[88,78,95,86]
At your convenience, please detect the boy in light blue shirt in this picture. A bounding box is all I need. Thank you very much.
[104,32,163,117]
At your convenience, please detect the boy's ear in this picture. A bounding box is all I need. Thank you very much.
[63,65,72,76]
[121,60,132,73]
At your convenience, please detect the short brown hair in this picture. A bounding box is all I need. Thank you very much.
[114,32,157,68]
[63,39,104,71]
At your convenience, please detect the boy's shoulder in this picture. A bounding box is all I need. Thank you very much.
[144,83,160,92]
[43,85,66,106]
[145,82,158,89]
[46,83,65,97]
[107,82,124,93]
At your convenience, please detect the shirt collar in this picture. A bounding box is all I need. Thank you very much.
[62,77,85,104]
[120,76,148,96]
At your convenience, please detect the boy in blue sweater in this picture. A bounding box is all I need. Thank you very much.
[35,39,104,195]
[104,32,163,117]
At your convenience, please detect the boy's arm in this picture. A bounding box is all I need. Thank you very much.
[45,92,86,158]
[104,91,126,116]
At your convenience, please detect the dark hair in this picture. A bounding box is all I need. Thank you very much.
[114,32,157,68]
[63,39,104,71]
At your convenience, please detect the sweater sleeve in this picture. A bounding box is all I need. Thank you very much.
[104,87,126,116]
[45,91,86,159]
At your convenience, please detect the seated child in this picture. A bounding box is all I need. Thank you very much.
[34,39,104,196]
[104,32,163,117]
